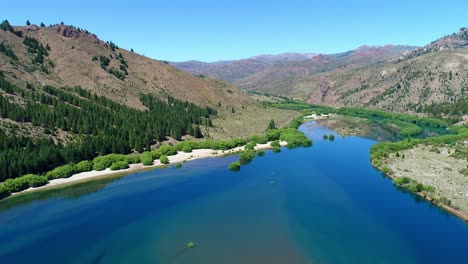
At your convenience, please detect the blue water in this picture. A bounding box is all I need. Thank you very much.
[0,123,467,264]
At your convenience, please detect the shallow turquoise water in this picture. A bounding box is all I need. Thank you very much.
[0,123,467,264]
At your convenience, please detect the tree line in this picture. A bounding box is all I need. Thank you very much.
[0,76,216,181]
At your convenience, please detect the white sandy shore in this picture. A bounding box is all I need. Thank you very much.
[12,141,287,196]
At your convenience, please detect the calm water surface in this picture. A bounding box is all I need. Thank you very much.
[0,122,467,264]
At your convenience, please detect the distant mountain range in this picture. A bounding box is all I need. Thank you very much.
[172,45,416,97]
[173,28,468,114]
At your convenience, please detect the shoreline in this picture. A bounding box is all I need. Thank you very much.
[8,141,287,198]
[371,160,468,222]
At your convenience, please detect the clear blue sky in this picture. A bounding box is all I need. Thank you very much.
[2,0,467,62]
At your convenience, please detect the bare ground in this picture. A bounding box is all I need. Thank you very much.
[385,145,468,214]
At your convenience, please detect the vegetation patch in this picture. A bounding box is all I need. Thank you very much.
[110,161,129,171]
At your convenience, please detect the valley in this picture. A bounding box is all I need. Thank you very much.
[0,10,467,264]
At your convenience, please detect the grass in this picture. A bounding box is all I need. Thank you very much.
[208,105,298,139]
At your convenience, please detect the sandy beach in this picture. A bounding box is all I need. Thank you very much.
[12,141,287,196]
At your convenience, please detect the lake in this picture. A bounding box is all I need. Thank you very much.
[0,122,467,264]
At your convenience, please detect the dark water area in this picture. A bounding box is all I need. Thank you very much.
[0,122,467,264]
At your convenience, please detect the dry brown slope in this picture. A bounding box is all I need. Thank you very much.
[306,48,468,112]
[0,24,250,109]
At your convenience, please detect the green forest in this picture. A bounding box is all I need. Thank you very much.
[0,74,216,181]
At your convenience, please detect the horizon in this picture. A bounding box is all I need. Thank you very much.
[2,0,468,62]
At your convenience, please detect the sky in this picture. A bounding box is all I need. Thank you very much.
[2,0,467,62]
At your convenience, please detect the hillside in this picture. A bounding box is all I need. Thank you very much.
[0,22,250,110]
[171,52,318,83]
[0,21,298,184]
[305,28,468,114]
[172,46,415,97]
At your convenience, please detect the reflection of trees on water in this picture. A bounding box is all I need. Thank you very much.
[0,175,125,211]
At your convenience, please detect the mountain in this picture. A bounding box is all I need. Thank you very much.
[172,45,416,97]
[305,28,468,114]
[0,21,270,182]
[0,23,250,110]
[171,52,318,83]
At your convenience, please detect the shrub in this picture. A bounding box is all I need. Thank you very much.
[93,154,127,170]
[329,135,335,141]
[270,140,281,147]
[257,149,265,156]
[266,129,281,141]
[381,166,390,174]
[158,145,178,156]
[160,155,169,164]
[181,145,193,153]
[175,163,182,169]
[0,185,9,199]
[228,161,241,171]
[141,152,153,166]
[239,150,256,165]
[415,183,424,192]
[245,142,256,151]
[110,161,129,171]
[250,135,268,144]
[23,174,48,187]
[93,162,106,171]
[272,146,281,152]
[279,128,312,148]
[3,177,29,193]
[150,150,162,159]
[75,160,93,173]
[323,134,329,140]
[125,154,141,164]
[45,164,76,179]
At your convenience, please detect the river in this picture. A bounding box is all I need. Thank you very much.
[0,122,467,263]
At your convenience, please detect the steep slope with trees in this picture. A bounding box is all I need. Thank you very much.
[0,21,250,110]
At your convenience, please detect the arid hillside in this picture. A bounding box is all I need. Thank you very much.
[0,23,251,110]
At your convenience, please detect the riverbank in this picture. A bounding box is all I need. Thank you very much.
[371,160,468,222]
[9,141,288,198]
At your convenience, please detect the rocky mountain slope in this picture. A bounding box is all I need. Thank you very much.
[172,52,318,83]
[306,28,468,113]
[172,45,415,97]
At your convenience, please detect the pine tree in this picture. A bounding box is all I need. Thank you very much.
[267,119,276,130]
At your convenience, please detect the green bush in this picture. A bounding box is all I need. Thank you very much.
[270,140,281,147]
[93,154,127,170]
[245,142,256,151]
[110,161,129,171]
[175,163,182,168]
[160,155,170,164]
[0,185,9,199]
[141,152,153,166]
[228,161,241,171]
[93,162,106,171]
[125,154,141,164]
[75,160,93,173]
[23,174,48,187]
[272,146,281,152]
[181,145,193,153]
[250,135,268,144]
[266,129,281,141]
[45,164,76,179]
[279,128,312,148]
[239,150,256,165]
[257,149,265,156]
[158,145,178,156]
[3,177,29,192]
[323,134,329,140]
[329,135,335,141]
[150,150,162,159]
